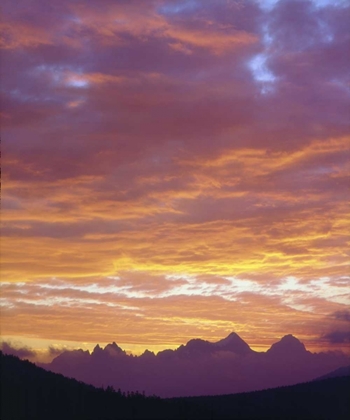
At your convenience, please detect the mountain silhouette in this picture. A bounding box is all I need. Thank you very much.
[266,334,308,357]
[139,349,156,359]
[158,332,253,358]
[92,342,126,357]
[51,348,90,368]
[37,332,350,398]
[213,332,253,355]
[185,338,213,351]
[2,351,350,420]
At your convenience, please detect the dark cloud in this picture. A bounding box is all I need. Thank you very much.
[48,346,67,357]
[332,311,350,323]
[1,0,349,353]
[0,342,37,359]
[322,331,350,344]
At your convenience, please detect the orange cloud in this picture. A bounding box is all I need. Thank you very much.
[1,0,349,356]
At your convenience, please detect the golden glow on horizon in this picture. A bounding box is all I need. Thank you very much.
[1,0,350,357]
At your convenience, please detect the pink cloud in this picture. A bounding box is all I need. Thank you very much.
[1,0,349,354]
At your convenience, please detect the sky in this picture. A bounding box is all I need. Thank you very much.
[1,0,350,361]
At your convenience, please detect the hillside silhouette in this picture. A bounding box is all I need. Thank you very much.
[1,351,166,420]
[314,365,350,381]
[1,352,350,420]
[38,332,350,397]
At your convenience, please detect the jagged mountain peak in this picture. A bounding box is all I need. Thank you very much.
[104,342,124,352]
[51,348,89,366]
[278,334,305,347]
[267,334,307,355]
[186,338,212,348]
[281,334,301,342]
[140,349,156,358]
[218,332,243,343]
[92,344,103,354]
[214,332,253,355]
[91,342,125,356]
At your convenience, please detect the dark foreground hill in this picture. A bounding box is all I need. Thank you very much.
[177,377,350,420]
[1,351,349,420]
[314,365,350,381]
[1,352,166,420]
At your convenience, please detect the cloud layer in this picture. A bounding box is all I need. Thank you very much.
[1,0,350,353]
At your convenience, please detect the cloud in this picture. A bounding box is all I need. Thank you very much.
[332,310,350,322]
[48,346,67,357]
[1,276,349,355]
[0,341,37,359]
[322,330,350,344]
[1,0,349,354]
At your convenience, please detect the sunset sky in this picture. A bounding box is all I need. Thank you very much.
[1,0,350,361]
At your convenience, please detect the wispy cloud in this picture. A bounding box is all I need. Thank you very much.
[1,0,349,353]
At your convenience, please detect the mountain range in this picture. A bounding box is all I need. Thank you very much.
[2,351,350,420]
[37,333,350,398]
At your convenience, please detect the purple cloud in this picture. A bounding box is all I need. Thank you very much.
[332,311,350,323]
[322,331,350,344]
[0,342,37,359]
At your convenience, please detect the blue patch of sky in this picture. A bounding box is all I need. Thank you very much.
[247,20,277,93]
[256,0,349,10]
[158,0,199,15]
[248,54,275,84]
